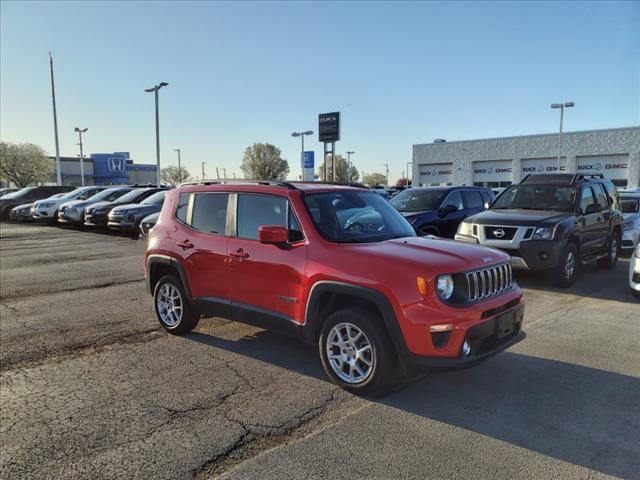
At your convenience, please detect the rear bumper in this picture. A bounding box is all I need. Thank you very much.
[401,303,525,371]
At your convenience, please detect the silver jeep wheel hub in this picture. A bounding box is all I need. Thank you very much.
[326,322,374,384]
[157,283,183,327]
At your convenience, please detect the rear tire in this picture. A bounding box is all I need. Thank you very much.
[153,275,200,334]
[597,232,619,269]
[319,307,397,395]
[550,242,578,288]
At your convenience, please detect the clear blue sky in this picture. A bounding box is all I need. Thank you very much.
[1,1,638,182]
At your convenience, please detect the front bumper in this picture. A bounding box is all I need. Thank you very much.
[455,233,565,270]
[58,210,84,224]
[402,302,525,370]
[84,212,109,227]
[622,228,640,251]
[108,214,138,230]
[31,208,56,220]
[630,254,640,292]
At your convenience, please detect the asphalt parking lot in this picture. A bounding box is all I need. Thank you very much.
[0,222,638,480]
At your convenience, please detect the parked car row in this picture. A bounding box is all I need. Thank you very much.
[0,185,166,236]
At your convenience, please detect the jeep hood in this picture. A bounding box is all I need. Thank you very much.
[466,209,573,226]
[342,236,509,274]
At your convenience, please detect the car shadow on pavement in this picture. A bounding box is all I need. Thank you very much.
[515,258,639,305]
[382,352,640,478]
[187,330,639,478]
[187,329,328,381]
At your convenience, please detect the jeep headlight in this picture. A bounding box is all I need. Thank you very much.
[457,221,473,236]
[435,274,454,300]
[533,227,553,240]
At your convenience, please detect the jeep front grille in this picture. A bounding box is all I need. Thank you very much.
[465,263,512,302]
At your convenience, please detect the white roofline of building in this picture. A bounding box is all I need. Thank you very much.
[413,125,640,148]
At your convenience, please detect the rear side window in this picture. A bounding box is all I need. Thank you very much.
[592,184,609,210]
[191,193,229,234]
[580,187,596,213]
[237,194,286,240]
[601,180,619,210]
[462,190,484,209]
[175,194,189,223]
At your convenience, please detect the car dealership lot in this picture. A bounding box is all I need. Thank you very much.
[0,223,638,479]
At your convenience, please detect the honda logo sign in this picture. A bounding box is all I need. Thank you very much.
[108,157,125,172]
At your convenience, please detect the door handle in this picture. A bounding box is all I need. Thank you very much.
[176,240,194,250]
[228,249,250,259]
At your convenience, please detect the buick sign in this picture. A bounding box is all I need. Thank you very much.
[108,157,125,172]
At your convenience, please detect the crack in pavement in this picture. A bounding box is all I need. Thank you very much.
[0,278,145,301]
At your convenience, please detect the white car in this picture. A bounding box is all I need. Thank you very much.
[32,186,104,221]
[630,244,640,297]
[620,192,640,253]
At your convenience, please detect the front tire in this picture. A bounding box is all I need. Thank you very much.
[550,242,578,288]
[598,232,619,269]
[319,307,397,395]
[153,275,200,334]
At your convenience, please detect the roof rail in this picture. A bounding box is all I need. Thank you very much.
[288,181,368,189]
[571,174,604,184]
[178,179,297,189]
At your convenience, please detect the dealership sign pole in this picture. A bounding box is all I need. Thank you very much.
[49,52,62,186]
[319,112,340,182]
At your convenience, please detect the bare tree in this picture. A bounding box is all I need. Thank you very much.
[160,165,192,186]
[240,143,289,180]
[0,142,54,187]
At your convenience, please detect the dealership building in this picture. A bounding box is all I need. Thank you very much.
[412,126,640,189]
[47,152,158,186]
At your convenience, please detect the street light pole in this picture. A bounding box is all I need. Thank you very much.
[201,161,206,180]
[384,163,389,186]
[74,127,88,186]
[346,151,355,182]
[221,168,227,179]
[291,130,313,181]
[551,102,574,172]
[49,53,62,186]
[406,161,413,188]
[173,149,181,183]
[144,82,169,187]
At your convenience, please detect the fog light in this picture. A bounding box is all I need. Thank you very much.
[462,340,471,356]
[540,251,549,261]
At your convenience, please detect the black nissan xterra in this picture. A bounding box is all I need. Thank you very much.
[455,174,623,287]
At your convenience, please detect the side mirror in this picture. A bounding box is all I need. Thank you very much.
[585,204,602,215]
[438,205,458,217]
[258,225,288,245]
[483,201,491,209]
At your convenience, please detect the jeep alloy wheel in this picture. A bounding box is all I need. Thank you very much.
[325,322,374,384]
[156,283,183,327]
[153,275,200,334]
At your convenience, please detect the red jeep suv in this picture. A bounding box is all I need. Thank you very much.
[145,181,525,393]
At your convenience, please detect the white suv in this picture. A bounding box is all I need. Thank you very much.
[32,186,104,221]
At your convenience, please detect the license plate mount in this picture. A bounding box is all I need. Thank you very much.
[496,311,516,338]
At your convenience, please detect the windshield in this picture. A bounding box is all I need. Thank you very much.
[492,185,577,211]
[85,188,130,203]
[1,187,36,199]
[141,191,166,205]
[303,191,416,243]
[389,189,446,212]
[115,189,149,204]
[621,198,639,214]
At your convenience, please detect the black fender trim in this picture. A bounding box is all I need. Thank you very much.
[303,281,411,366]
[146,254,192,300]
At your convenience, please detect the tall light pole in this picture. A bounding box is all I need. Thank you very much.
[551,102,574,172]
[346,151,355,182]
[291,130,314,181]
[74,127,88,186]
[384,163,389,186]
[406,161,413,188]
[144,82,169,187]
[221,167,227,179]
[49,52,62,185]
[173,149,182,183]
[201,161,206,180]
